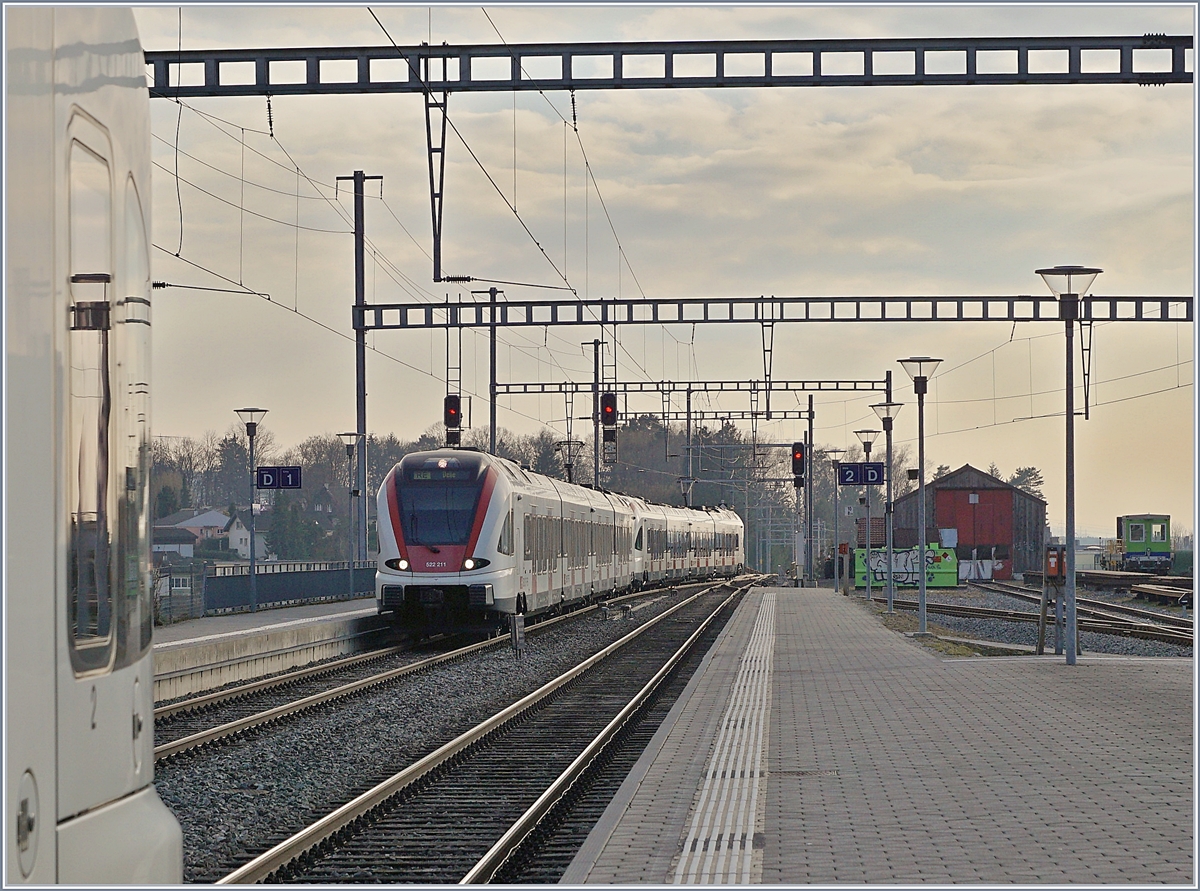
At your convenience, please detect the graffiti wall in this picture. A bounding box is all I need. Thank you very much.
[853,544,958,588]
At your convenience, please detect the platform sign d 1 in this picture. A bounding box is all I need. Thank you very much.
[863,462,884,485]
[256,465,302,489]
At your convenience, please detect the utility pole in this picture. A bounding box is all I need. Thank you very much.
[807,394,815,582]
[338,170,381,561]
[490,287,498,455]
[591,339,602,486]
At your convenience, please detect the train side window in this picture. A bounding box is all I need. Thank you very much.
[67,134,115,674]
[1128,523,1145,543]
[1151,523,1166,542]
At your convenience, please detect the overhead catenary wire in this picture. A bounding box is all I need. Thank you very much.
[151,244,566,433]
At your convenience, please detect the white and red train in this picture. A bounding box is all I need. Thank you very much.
[375,450,745,632]
[5,7,182,883]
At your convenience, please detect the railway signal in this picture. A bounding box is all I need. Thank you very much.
[791,442,805,488]
[600,392,617,426]
[444,394,462,445]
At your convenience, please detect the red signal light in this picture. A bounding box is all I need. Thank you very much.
[600,392,617,426]
[791,442,806,475]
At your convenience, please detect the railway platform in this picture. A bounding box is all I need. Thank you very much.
[152,597,384,700]
[565,584,1194,884]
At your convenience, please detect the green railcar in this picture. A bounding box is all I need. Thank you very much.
[1116,514,1172,574]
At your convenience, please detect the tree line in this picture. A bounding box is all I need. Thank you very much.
[152,418,1041,569]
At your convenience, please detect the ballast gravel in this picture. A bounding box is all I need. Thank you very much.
[154,589,700,883]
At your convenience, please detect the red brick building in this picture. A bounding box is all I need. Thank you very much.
[892,464,1047,580]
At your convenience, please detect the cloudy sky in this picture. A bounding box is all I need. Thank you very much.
[130,4,1196,538]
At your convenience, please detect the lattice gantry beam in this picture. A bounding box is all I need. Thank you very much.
[494,379,884,395]
[356,295,1192,330]
[145,35,1192,98]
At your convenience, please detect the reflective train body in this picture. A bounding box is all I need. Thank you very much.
[5,8,182,883]
[375,450,744,631]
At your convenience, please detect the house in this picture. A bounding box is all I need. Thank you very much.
[892,464,1047,580]
[225,508,277,561]
[158,507,231,541]
[151,525,197,558]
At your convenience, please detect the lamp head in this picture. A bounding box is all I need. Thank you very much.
[235,407,267,436]
[898,357,942,382]
[338,431,360,455]
[1035,265,1102,298]
[854,429,881,448]
[871,401,904,425]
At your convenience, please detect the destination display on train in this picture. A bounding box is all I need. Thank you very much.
[409,469,472,481]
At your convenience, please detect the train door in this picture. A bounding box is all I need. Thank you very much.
[55,110,151,819]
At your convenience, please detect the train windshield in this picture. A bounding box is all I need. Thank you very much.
[395,455,486,546]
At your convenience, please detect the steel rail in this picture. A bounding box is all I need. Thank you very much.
[461,578,752,883]
[875,595,1192,646]
[216,575,762,884]
[154,643,408,719]
[153,584,693,760]
[971,581,1193,630]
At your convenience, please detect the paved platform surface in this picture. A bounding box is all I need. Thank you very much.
[565,585,1194,884]
[152,596,377,646]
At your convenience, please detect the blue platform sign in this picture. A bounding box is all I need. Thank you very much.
[256,465,302,489]
[838,462,885,486]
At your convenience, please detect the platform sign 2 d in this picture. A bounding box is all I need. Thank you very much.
[256,465,302,489]
[838,462,885,486]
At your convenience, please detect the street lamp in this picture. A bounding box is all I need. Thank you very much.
[899,356,942,636]
[854,429,881,603]
[1036,265,1102,666]
[828,448,845,594]
[338,432,362,600]
[235,407,267,613]
[871,401,904,614]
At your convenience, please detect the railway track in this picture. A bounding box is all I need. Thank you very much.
[869,582,1191,647]
[215,577,761,884]
[154,581,729,761]
[972,580,1193,630]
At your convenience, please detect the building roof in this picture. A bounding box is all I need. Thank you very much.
[152,526,198,544]
[895,464,1046,506]
[169,508,232,529]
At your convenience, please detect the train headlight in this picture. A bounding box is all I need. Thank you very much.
[462,557,490,571]
[385,558,410,571]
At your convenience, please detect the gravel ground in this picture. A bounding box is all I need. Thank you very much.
[920,586,1193,658]
[154,587,708,883]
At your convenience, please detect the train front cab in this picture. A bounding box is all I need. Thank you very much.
[375,452,518,634]
[5,7,182,883]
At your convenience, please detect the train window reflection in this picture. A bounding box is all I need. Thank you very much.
[68,137,115,673]
[115,176,153,668]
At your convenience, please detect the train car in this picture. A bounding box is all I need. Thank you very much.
[5,8,183,883]
[1112,514,1173,574]
[374,449,745,633]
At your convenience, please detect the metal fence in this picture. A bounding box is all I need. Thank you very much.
[154,560,377,622]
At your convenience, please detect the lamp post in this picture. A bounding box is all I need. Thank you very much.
[854,429,881,602]
[828,448,845,593]
[871,402,904,614]
[1036,265,1102,666]
[235,408,267,612]
[338,432,361,600]
[899,357,942,636]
